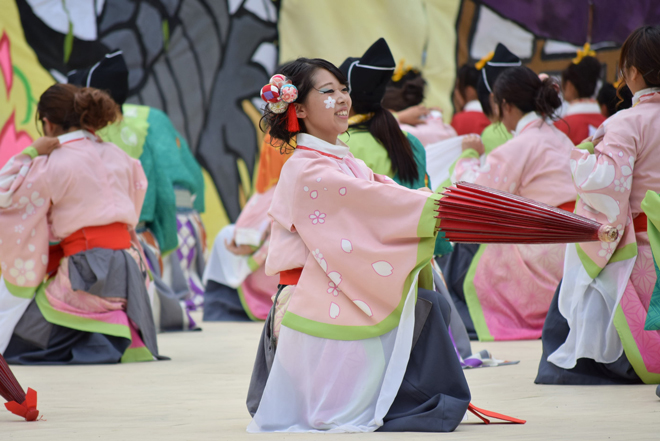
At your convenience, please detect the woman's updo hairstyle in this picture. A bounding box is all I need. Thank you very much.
[382,70,426,111]
[562,56,602,98]
[617,25,660,95]
[493,66,562,120]
[260,58,347,149]
[37,83,119,133]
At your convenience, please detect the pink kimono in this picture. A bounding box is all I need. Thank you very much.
[547,88,660,383]
[0,130,157,362]
[399,115,457,147]
[203,187,278,320]
[249,133,440,432]
[453,113,577,340]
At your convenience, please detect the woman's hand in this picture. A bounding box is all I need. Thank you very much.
[461,134,485,155]
[32,137,60,156]
[396,105,430,126]
[225,238,253,256]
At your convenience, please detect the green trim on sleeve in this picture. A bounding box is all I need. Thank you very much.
[247,256,260,272]
[281,192,439,340]
[237,285,262,322]
[575,243,605,279]
[35,281,132,340]
[575,141,595,154]
[4,282,38,299]
[463,244,494,341]
[614,305,660,384]
[610,242,638,264]
[21,146,38,159]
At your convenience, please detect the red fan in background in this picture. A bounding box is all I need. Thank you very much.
[0,354,39,421]
[437,182,618,244]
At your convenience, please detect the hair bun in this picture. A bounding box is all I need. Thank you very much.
[535,77,562,114]
[73,87,119,131]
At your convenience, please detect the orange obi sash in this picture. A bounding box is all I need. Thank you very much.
[280,268,303,286]
[60,222,132,257]
[634,213,648,233]
[558,201,576,213]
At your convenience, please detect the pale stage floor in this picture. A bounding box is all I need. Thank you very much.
[2,314,657,440]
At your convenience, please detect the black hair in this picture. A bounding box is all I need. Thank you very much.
[493,66,562,120]
[618,25,660,96]
[260,58,347,149]
[351,108,418,184]
[597,83,633,117]
[382,70,426,111]
[562,56,602,98]
[456,64,480,101]
[477,77,494,118]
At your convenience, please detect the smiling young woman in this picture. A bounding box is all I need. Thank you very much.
[246,58,471,433]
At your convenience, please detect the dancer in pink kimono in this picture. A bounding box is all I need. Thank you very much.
[537,25,660,386]
[442,67,577,341]
[246,58,470,432]
[0,84,159,364]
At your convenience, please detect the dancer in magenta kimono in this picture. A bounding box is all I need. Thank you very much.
[246,58,470,432]
[0,84,159,364]
[442,67,577,341]
[537,25,660,386]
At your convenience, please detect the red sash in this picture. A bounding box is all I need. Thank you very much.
[280,268,303,286]
[634,213,648,233]
[60,222,132,256]
[47,223,131,278]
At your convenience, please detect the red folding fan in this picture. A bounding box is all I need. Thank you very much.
[437,182,618,244]
[0,354,39,421]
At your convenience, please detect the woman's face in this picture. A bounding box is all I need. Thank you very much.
[295,69,351,144]
[500,101,520,132]
[623,65,646,95]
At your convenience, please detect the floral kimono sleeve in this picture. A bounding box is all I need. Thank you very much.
[279,158,439,339]
[570,129,637,278]
[450,148,481,184]
[0,149,52,297]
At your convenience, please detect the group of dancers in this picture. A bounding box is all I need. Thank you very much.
[1,23,659,433]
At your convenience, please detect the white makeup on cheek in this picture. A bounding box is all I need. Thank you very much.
[324,96,336,109]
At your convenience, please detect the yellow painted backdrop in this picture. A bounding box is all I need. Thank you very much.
[278,0,462,122]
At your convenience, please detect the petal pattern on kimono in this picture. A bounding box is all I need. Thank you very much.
[372,261,393,277]
[341,239,353,253]
[328,271,342,285]
[353,300,373,317]
[580,192,620,223]
[578,159,616,191]
[329,302,340,319]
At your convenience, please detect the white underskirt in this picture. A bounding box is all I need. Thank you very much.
[0,276,32,354]
[248,273,419,433]
[548,244,635,368]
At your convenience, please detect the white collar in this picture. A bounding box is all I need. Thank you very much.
[296,133,350,159]
[565,100,601,115]
[514,112,543,136]
[58,130,96,144]
[463,100,483,112]
[632,87,660,106]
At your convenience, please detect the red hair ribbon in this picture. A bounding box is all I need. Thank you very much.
[286,102,299,132]
[5,387,40,421]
